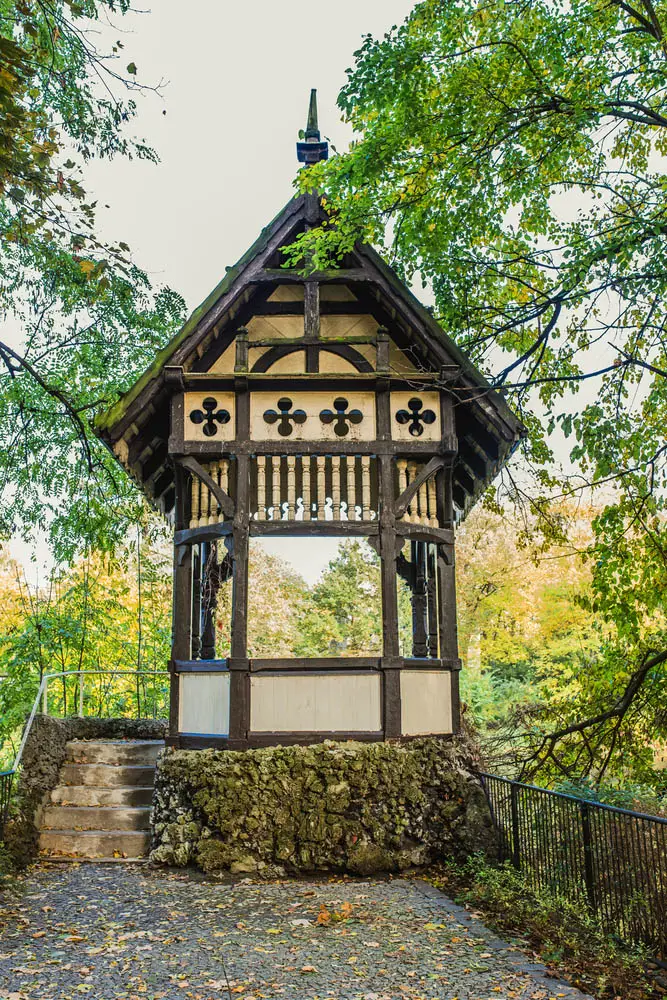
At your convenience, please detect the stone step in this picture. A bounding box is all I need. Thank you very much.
[58,763,156,788]
[65,739,164,766]
[50,784,154,807]
[41,805,151,832]
[39,829,150,859]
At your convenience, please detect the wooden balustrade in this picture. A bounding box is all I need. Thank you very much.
[250,454,378,521]
[188,456,441,528]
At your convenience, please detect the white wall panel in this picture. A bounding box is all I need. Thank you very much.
[250,672,382,732]
[400,670,452,735]
[179,673,230,735]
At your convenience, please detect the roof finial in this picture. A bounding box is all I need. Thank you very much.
[297,88,328,166]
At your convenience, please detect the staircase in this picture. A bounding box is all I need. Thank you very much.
[39,739,163,860]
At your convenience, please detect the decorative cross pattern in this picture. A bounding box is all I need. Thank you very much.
[263,397,307,437]
[396,397,436,437]
[319,397,364,437]
[189,397,231,437]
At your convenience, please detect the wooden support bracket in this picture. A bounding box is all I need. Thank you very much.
[393,456,444,520]
[176,456,235,518]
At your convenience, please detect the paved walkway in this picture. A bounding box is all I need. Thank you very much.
[0,863,593,1000]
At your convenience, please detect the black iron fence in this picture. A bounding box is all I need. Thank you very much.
[479,772,667,955]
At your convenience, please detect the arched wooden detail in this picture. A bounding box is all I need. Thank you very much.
[319,345,374,373]
[250,344,374,374]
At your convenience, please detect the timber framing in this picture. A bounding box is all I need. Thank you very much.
[94,180,524,751]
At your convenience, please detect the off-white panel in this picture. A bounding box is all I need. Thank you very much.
[268,284,305,302]
[389,340,420,375]
[400,670,452,735]
[184,392,236,442]
[262,351,306,375]
[391,391,441,442]
[250,673,382,732]
[250,391,376,442]
[179,673,230,735]
[319,285,358,302]
[247,315,304,342]
[319,313,377,339]
[318,352,359,374]
[208,342,236,374]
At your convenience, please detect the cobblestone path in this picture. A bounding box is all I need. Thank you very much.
[0,863,593,1000]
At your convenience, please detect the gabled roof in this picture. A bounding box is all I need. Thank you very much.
[95,193,525,517]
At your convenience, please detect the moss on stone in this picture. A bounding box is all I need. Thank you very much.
[150,737,496,876]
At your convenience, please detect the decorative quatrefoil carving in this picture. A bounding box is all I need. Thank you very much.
[319,397,364,437]
[396,397,436,437]
[189,397,231,437]
[263,397,307,437]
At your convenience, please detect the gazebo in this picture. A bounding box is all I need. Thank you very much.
[96,93,523,751]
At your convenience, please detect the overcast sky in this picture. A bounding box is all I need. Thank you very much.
[86,0,414,312]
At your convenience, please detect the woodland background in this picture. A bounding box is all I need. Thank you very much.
[0,0,666,815]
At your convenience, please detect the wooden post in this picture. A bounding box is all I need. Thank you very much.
[411,541,428,657]
[170,467,193,738]
[377,383,401,738]
[304,282,319,373]
[426,543,438,658]
[234,327,249,373]
[229,384,250,743]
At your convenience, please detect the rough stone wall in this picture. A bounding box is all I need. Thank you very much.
[5,715,167,866]
[151,737,495,875]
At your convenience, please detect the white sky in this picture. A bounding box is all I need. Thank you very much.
[10,0,416,582]
[86,0,415,308]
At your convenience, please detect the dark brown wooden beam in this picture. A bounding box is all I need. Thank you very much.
[255,268,369,284]
[253,301,370,316]
[250,657,381,672]
[250,520,379,538]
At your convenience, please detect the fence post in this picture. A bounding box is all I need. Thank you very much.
[580,801,596,911]
[42,678,48,715]
[78,673,84,718]
[510,782,521,869]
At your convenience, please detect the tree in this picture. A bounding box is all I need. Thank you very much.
[296,540,383,656]
[0,529,173,764]
[0,0,185,560]
[288,0,667,784]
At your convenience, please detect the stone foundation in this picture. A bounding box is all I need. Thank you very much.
[150,737,495,875]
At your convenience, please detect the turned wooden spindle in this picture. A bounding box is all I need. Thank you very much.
[302,455,311,521]
[287,455,296,520]
[419,480,430,526]
[316,455,326,520]
[190,474,201,529]
[427,475,438,527]
[361,456,371,520]
[407,461,419,524]
[426,476,439,528]
[346,456,357,521]
[272,455,281,520]
[331,455,341,520]
[256,455,266,521]
[396,459,408,522]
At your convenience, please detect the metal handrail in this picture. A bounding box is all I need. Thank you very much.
[9,669,170,775]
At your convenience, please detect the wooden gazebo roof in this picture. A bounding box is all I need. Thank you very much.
[95,193,525,519]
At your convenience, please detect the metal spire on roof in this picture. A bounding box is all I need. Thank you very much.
[296,88,329,166]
